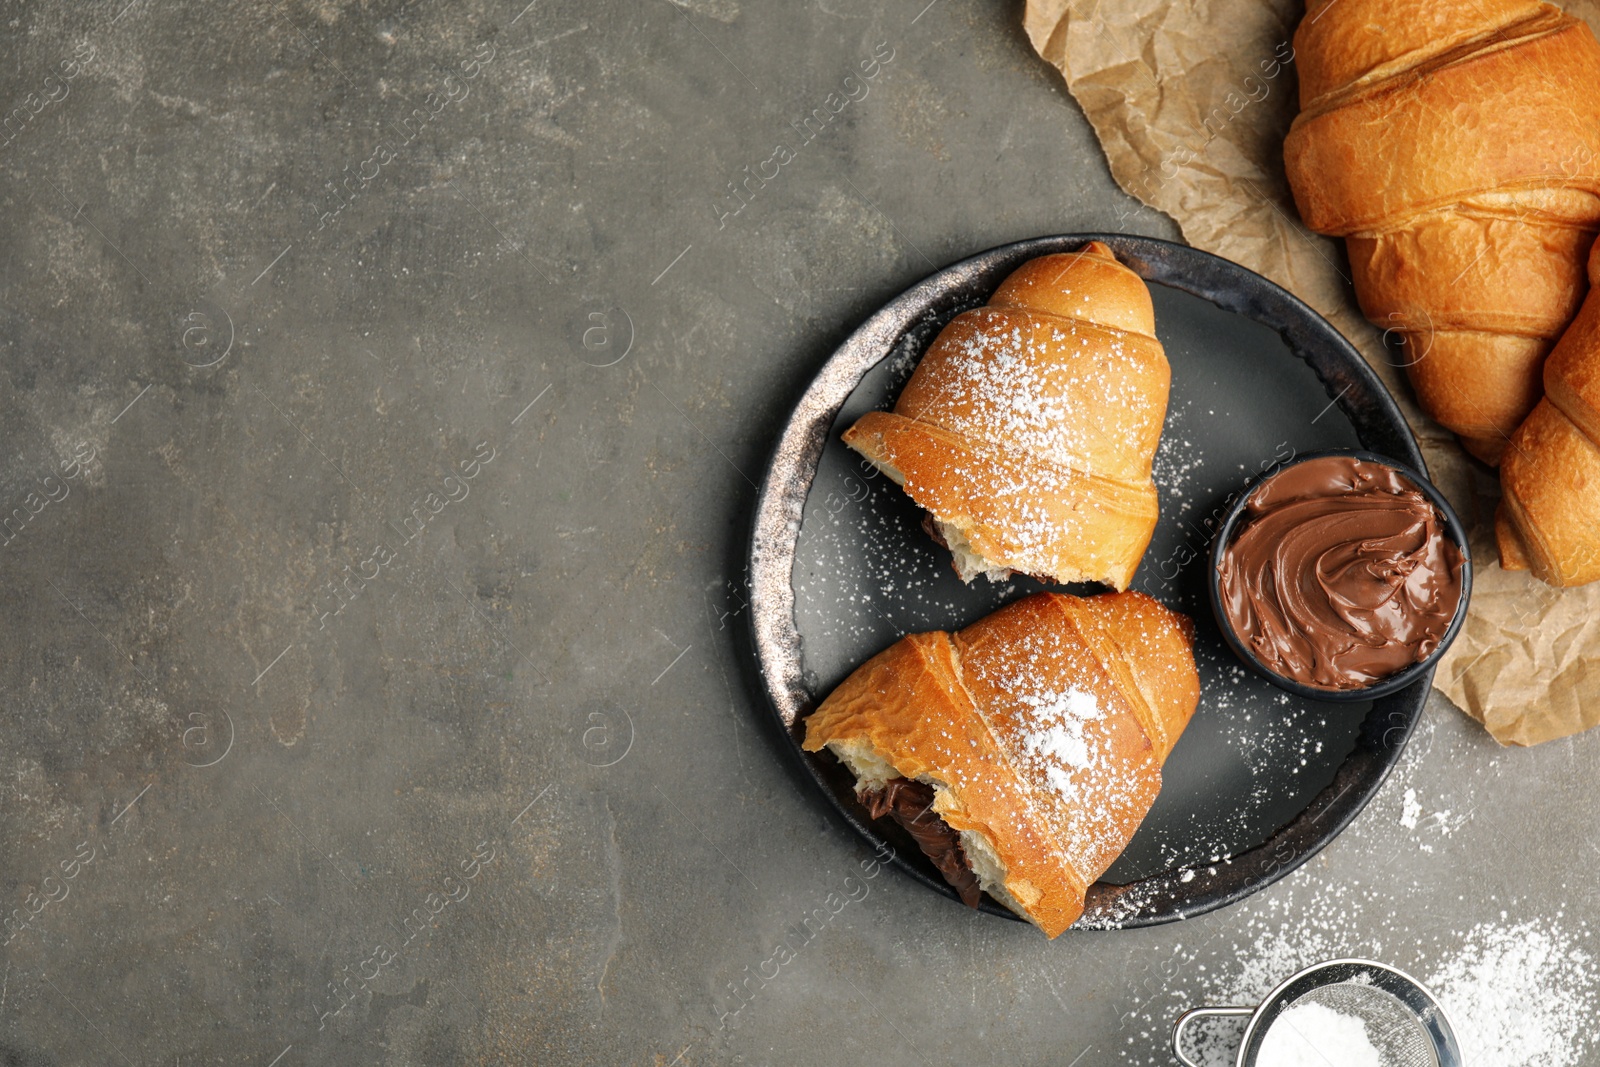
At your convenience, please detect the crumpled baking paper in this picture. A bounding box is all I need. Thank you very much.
[1022,0,1600,744]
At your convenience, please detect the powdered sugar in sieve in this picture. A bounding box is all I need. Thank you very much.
[1173,958,1462,1067]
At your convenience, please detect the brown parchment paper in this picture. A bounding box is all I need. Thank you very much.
[1021,0,1600,745]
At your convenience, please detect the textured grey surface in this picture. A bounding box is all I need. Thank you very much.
[0,1,1590,1065]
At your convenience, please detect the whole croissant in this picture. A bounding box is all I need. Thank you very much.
[1498,239,1600,586]
[803,591,1199,938]
[1283,0,1600,464]
[843,242,1169,589]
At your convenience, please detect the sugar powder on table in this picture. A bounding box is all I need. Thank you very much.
[1427,918,1599,1067]
[1255,1000,1383,1067]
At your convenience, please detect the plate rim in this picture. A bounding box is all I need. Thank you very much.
[746,232,1432,930]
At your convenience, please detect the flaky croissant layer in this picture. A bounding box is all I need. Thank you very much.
[1284,0,1600,464]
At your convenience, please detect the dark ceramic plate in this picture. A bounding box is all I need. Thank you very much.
[747,234,1431,929]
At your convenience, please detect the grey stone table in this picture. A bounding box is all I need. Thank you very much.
[1,1,1593,1065]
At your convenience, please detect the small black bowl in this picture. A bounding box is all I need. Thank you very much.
[1206,448,1473,702]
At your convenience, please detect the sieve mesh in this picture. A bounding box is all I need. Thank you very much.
[1245,982,1438,1067]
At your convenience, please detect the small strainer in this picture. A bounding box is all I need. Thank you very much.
[1171,958,1462,1067]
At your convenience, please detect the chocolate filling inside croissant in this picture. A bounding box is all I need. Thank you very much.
[860,777,981,908]
[919,511,948,551]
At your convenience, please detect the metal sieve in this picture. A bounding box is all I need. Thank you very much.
[1171,958,1462,1067]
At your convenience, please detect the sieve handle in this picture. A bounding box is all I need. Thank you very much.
[1171,1006,1254,1067]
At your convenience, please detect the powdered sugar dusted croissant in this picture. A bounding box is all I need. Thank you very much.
[803,591,1199,938]
[843,242,1170,589]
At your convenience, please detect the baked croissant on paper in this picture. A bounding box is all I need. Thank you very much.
[1283,0,1600,464]
[843,242,1170,590]
[1498,240,1600,587]
[803,591,1199,938]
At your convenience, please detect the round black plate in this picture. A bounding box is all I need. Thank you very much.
[747,234,1431,929]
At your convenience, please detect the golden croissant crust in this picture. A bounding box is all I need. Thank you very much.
[1498,240,1600,586]
[1285,0,1600,463]
[843,242,1170,588]
[803,591,1199,938]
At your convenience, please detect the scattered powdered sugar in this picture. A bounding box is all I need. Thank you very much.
[931,310,1159,474]
[1399,788,1421,830]
[1018,686,1101,798]
[1427,918,1599,1067]
[1255,1001,1382,1067]
[1147,395,1206,518]
[883,332,928,386]
[1072,875,1189,931]
[1129,769,1589,1067]
[1144,880,1600,1067]
[1392,787,1465,853]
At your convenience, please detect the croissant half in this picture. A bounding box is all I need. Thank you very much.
[1284,0,1600,464]
[1497,239,1600,586]
[802,591,1200,938]
[843,243,1170,589]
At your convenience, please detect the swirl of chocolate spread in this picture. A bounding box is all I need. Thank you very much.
[1217,455,1464,691]
[861,778,981,907]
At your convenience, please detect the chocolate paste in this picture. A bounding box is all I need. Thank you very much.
[1217,455,1464,691]
[861,778,981,907]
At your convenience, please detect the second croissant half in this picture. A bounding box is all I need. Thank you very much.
[803,591,1199,937]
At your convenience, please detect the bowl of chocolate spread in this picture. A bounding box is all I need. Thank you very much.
[1208,450,1471,701]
